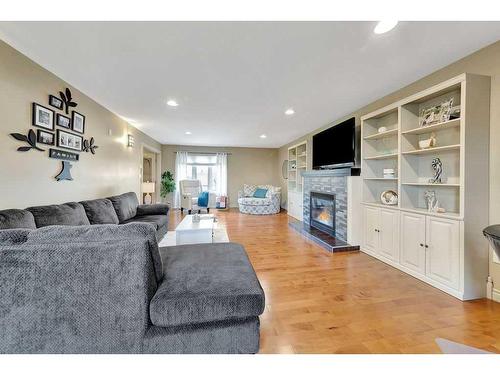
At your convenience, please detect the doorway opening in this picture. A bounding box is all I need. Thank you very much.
[141,144,161,204]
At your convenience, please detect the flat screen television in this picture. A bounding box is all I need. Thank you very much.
[312,117,355,169]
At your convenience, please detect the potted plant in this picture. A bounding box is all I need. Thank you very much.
[160,170,176,204]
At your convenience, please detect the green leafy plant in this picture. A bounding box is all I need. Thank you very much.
[160,170,176,198]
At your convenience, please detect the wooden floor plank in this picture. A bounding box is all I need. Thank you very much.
[168,209,500,354]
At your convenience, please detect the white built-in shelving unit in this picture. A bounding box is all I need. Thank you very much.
[360,73,490,300]
[287,141,307,221]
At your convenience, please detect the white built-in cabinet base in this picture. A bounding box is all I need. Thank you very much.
[287,190,303,221]
[360,74,490,301]
[362,204,465,300]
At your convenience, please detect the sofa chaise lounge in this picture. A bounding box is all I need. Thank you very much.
[0,193,265,353]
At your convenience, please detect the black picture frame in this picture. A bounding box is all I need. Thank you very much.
[56,129,83,152]
[56,113,71,129]
[32,102,54,131]
[37,129,55,145]
[71,111,85,134]
[49,95,63,110]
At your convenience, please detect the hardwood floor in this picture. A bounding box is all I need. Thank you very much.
[169,209,500,354]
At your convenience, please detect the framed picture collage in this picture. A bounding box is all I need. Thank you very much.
[32,88,85,160]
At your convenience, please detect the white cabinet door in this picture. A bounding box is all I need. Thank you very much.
[287,192,296,218]
[425,216,460,290]
[296,191,304,221]
[400,212,426,275]
[287,191,303,221]
[363,206,379,253]
[378,209,400,262]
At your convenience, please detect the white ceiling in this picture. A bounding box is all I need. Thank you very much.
[1,22,500,148]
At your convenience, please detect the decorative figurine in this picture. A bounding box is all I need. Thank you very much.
[424,190,439,212]
[429,157,443,184]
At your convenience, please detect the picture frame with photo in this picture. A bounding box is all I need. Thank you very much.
[71,111,85,134]
[56,113,71,129]
[57,129,83,152]
[37,129,55,146]
[32,103,54,131]
[49,95,63,110]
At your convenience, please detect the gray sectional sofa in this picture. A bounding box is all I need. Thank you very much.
[0,192,265,353]
[0,192,169,241]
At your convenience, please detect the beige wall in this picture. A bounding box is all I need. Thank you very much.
[161,144,280,207]
[278,40,500,294]
[0,40,162,208]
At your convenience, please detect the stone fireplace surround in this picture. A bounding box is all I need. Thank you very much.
[303,169,354,241]
[288,168,362,252]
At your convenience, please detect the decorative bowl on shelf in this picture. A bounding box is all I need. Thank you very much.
[380,190,398,205]
[418,132,437,149]
[378,126,388,133]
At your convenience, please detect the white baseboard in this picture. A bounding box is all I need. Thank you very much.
[493,288,500,303]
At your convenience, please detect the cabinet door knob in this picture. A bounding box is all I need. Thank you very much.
[425,244,429,248]
[420,243,424,247]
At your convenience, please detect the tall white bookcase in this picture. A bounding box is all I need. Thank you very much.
[287,141,307,221]
[361,73,490,300]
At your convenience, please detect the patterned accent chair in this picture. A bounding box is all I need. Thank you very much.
[238,184,281,215]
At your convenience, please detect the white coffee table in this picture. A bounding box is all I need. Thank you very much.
[175,214,216,245]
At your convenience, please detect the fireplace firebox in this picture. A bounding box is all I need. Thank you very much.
[310,191,335,236]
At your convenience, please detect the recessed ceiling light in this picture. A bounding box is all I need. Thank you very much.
[185,131,192,135]
[374,21,398,34]
[260,134,267,139]
[285,108,295,116]
[167,99,179,107]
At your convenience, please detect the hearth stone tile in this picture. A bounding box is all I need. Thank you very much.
[288,220,359,253]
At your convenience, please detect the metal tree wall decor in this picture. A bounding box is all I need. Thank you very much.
[10,129,44,152]
[82,137,98,154]
[9,86,94,182]
[59,88,78,115]
[55,161,73,181]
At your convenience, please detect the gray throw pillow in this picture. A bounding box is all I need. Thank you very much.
[107,192,139,223]
[80,198,119,225]
[0,209,36,229]
[27,202,91,228]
